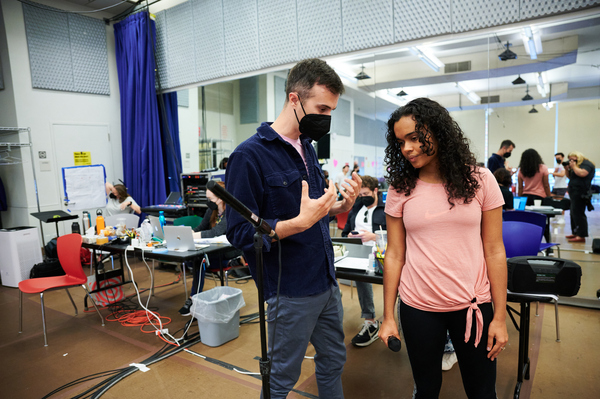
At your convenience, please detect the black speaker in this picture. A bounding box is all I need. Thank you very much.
[507,256,581,296]
[316,134,330,159]
[592,238,600,254]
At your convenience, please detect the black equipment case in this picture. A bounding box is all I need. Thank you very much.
[507,256,581,296]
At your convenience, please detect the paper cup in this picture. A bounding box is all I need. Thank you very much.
[534,199,542,207]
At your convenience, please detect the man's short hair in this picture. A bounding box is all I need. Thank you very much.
[500,140,515,149]
[342,165,349,170]
[361,175,379,191]
[555,152,564,158]
[285,59,344,101]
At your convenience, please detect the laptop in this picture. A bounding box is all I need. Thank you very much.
[163,225,197,251]
[513,196,527,211]
[164,191,182,205]
[148,215,164,240]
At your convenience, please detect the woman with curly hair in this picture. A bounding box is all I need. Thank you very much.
[565,151,596,243]
[517,148,551,206]
[378,98,508,399]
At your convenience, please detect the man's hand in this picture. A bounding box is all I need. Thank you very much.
[337,172,362,213]
[349,230,377,243]
[295,179,337,230]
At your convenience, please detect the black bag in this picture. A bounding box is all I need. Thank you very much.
[29,258,65,279]
[44,238,58,259]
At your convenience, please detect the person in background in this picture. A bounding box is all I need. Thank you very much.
[565,151,596,243]
[323,170,330,186]
[487,140,515,174]
[517,149,551,206]
[494,168,514,210]
[341,175,385,347]
[105,182,141,216]
[352,162,360,176]
[219,157,229,169]
[179,180,242,315]
[552,152,568,197]
[380,98,508,399]
[335,164,350,196]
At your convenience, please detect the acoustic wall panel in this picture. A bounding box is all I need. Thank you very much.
[69,14,110,95]
[342,0,394,52]
[193,0,226,82]
[22,3,74,92]
[520,0,600,19]
[297,0,343,59]
[178,89,189,108]
[223,0,259,75]
[164,2,196,88]
[393,0,451,42]
[258,0,298,68]
[155,11,170,88]
[452,0,520,33]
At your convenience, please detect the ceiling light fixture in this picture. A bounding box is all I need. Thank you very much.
[498,41,517,61]
[542,102,554,111]
[455,82,481,104]
[396,89,408,97]
[355,65,371,80]
[512,75,526,85]
[522,85,533,101]
[536,72,547,97]
[529,105,538,114]
[409,46,445,72]
[522,26,543,60]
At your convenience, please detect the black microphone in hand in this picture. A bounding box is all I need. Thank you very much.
[388,336,401,352]
[206,180,277,238]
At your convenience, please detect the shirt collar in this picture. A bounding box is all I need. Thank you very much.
[257,122,312,145]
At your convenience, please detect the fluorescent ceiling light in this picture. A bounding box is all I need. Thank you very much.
[542,102,554,111]
[486,107,494,116]
[522,26,543,60]
[455,82,480,104]
[409,46,445,72]
[537,72,547,97]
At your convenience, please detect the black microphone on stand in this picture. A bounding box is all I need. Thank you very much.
[206,180,277,238]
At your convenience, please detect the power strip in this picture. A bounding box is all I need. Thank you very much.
[126,245,154,251]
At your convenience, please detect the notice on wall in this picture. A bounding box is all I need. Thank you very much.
[74,151,92,166]
[62,164,106,211]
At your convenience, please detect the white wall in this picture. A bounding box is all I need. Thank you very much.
[0,0,122,244]
[177,87,199,173]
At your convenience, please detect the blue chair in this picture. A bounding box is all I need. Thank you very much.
[502,220,561,342]
[503,210,560,257]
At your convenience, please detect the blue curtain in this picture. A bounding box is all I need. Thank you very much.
[114,12,166,207]
[159,92,182,194]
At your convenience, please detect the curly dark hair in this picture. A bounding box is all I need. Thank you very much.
[384,98,480,208]
[518,148,544,178]
[493,168,512,187]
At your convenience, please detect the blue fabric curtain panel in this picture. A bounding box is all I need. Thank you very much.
[114,12,166,207]
[159,92,182,194]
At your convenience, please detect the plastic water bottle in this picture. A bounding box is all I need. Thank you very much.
[158,211,166,233]
[368,253,375,275]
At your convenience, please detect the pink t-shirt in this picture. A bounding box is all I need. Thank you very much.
[279,133,308,173]
[518,164,549,198]
[385,167,504,347]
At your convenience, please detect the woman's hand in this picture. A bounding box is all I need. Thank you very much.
[486,318,509,361]
[379,317,401,349]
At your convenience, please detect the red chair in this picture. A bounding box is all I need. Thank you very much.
[19,234,104,346]
[336,210,349,231]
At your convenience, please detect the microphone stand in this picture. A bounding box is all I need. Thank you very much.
[206,181,275,399]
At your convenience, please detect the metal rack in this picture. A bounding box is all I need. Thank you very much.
[0,127,42,233]
[198,138,232,170]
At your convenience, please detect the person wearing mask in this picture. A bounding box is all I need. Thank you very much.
[552,152,568,197]
[225,58,361,398]
[380,98,508,399]
[105,182,141,216]
[487,140,515,174]
[335,164,350,196]
[493,168,514,210]
[565,151,596,243]
[178,181,242,315]
[517,149,551,206]
[341,175,385,347]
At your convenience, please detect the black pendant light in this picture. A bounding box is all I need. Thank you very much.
[529,105,538,114]
[522,85,533,101]
[355,65,371,80]
[396,89,408,97]
[512,75,526,85]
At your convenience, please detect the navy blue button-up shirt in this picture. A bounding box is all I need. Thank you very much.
[225,122,336,300]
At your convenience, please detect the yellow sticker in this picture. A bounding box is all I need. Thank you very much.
[74,152,91,166]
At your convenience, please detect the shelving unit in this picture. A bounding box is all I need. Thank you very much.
[0,127,42,236]
[198,138,232,170]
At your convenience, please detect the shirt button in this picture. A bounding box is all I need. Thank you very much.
[283,181,287,186]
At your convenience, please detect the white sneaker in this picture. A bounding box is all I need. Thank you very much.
[442,352,458,371]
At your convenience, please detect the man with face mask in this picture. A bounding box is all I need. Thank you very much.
[487,139,515,174]
[341,176,386,347]
[226,59,361,399]
[552,152,568,197]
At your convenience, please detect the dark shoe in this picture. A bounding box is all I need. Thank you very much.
[351,321,380,347]
[566,234,576,239]
[178,298,193,316]
[568,236,586,243]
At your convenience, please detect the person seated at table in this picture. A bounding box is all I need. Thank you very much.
[517,148,551,206]
[179,180,242,316]
[341,175,386,347]
[105,182,141,215]
[493,168,514,210]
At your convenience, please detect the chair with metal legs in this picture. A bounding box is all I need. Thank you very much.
[19,234,104,346]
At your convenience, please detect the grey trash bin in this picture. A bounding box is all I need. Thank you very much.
[191,286,245,347]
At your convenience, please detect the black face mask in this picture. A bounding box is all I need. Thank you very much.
[294,99,331,141]
[109,193,117,199]
[556,158,562,164]
[361,195,375,207]
[207,200,218,211]
[503,152,512,159]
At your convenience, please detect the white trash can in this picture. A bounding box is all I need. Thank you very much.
[191,286,245,347]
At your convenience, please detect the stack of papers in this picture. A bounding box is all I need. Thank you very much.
[194,235,231,245]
